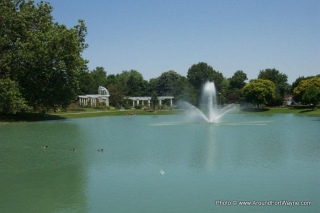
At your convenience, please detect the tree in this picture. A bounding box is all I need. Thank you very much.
[302,85,320,108]
[91,66,107,92]
[258,68,289,97]
[187,62,223,91]
[226,88,242,104]
[122,70,147,96]
[291,76,306,94]
[187,62,224,105]
[107,83,127,108]
[105,73,128,108]
[0,78,26,114]
[293,77,320,104]
[173,76,197,105]
[229,70,247,90]
[291,75,319,94]
[150,91,158,110]
[242,79,276,109]
[227,70,246,103]
[104,70,148,107]
[78,70,95,95]
[150,71,196,104]
[154,70,181,96]
[0,0,88,110]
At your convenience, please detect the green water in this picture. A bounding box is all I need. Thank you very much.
[1,114,319,212]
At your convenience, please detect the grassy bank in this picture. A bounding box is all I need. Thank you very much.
[0,112,65,123]
[240,107,320,115]
[55,109,178,119]
[1,107,319,123]
[0,109,178,123]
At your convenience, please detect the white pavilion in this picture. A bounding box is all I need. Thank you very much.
[78,86,110,107]
[124,96,174,107]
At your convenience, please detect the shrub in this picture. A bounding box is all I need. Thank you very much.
[134,104,143,109]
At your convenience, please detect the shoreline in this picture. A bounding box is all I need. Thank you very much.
[0,108,319,124]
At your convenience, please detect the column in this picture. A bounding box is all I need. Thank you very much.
[170,99,172,106]
[159,99,162,106]
[148,100,150,107]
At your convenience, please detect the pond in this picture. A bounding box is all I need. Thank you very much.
[0,114,319,212]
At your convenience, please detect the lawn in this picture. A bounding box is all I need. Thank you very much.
[1,107,319,123]
[240,107,320,115]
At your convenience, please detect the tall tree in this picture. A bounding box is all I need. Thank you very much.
[291,75,320,94]
[154,70,180,96]
[0,0,88,110]
[226,70,247,103]
[173,76,197,105]
[242,79,276,109]
[187,62,222,91]
[105,74,128,108]
[91,66,107,92]
[258,69,289,96]
[78,70,95,95]
[302,84,320,107]
[122,70,147,96]
[150,91,158,110]
[152,71,197,104]
[229,70,247,90]
[187,62,224,105]
[0,78,26,114]
[293,77,320,104]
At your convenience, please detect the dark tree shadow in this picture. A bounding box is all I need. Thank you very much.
[0,112,65,122]
[241,108,270,112]
[299,109,315,113]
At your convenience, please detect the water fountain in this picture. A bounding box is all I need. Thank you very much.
[181,81,236,123]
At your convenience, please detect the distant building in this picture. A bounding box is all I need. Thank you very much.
[124,96,174,107]
[78,86,110,107]
[284,95,297,105]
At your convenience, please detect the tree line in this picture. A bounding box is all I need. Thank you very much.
[78,65,319,110]
[1,0,319,114]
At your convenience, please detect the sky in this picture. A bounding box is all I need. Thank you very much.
[39,0,319,84]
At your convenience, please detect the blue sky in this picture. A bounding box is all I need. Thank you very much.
[42,0,319,83]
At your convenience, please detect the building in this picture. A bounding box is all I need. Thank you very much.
[78,86,110,107]
[124,96,174,107]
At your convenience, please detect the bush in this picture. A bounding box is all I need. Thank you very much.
[161,105,172,110]
[0,78,27,114]
[93,106,111,110]
[134,104,143,109]
[288,105,314,110]
[123,103,131,110]
[69,108,86,112]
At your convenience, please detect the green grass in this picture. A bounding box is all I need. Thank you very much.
[55,109,178,119]
[1,107,319,124]
[0,109,178,123]
[240,107,320,115]
[0,112,65,123]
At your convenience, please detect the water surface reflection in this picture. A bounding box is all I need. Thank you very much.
[0,114,319,212]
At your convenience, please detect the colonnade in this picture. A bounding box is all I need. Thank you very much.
[78,95,109,107]
[125,96,174,107]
